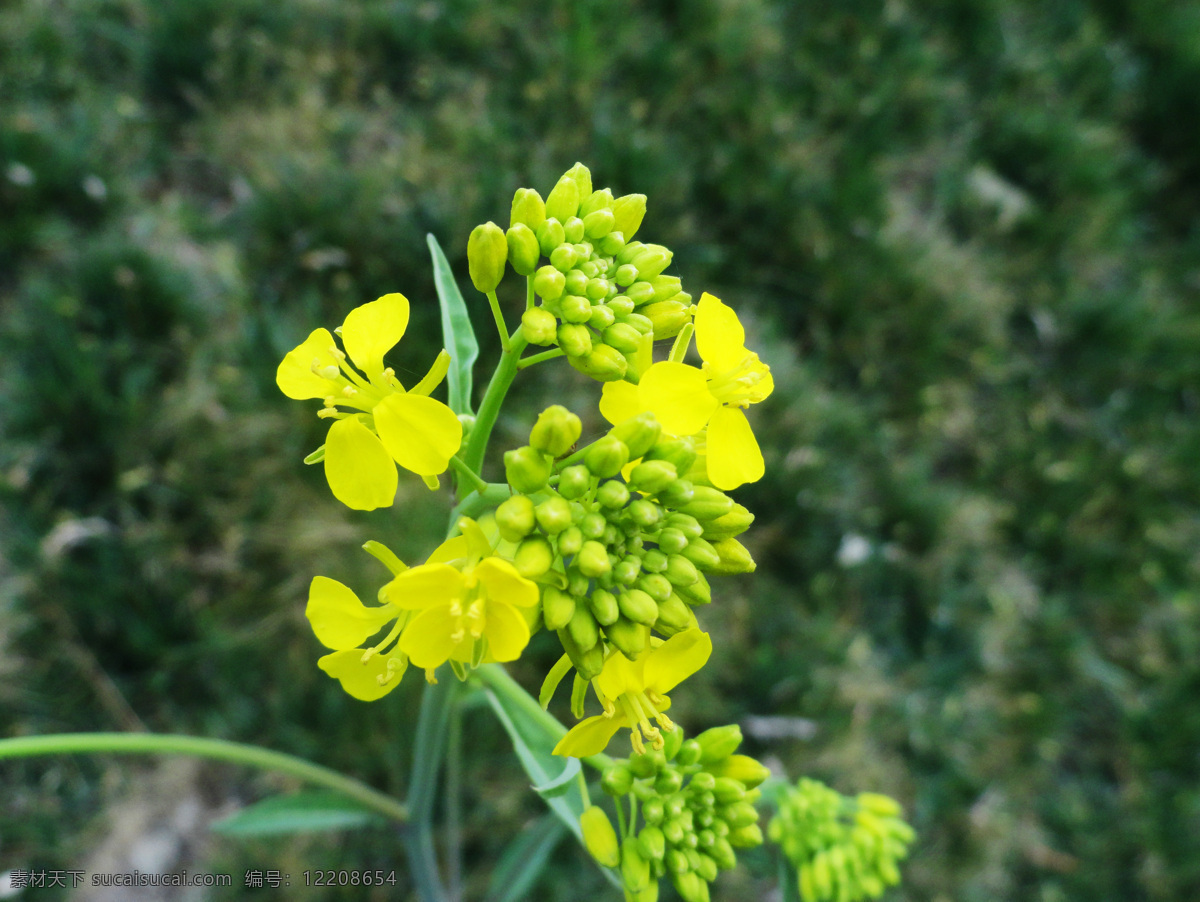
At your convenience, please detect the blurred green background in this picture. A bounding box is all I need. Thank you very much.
[3,0,1200,899]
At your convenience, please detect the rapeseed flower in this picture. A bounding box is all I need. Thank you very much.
[553,629,712,758]
[600,293,771,490]
[277,293,462,510]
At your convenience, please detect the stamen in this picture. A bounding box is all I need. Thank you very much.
[424,668,438,684]
[341,385,358,397]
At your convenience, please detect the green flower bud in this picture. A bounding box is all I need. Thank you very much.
[596,480,631,509]
[636,573,672,603]
[627,498,662,529]
[700,504,755,540]
[642,797,665,825]
[726,823,762,849]
[666,849,691,877]
[626,279,656,305]
[532,267,565,305]
[708,755,771,790]
[584,277,609,300]
[674,572,711,605]
[557,322,593,358]
[696,725,743,764]
[504,446,551,493]
[689,771,717,793]
[710,836,736,870]
[536,218,566,256]
[612,194,647,239]
[529,404,582,457]
[545,170,581,222]
[621,837,651,893]
[679,487,734,521]
[608,294,635,317]
[563,215,585,244]
[664,554,699,587]
[613,557,641,585]
[579,187,613,217]
[506,223,541,276]
[566,161,593,197]
[556,525,584,557]
[637,824,666,862]
[576,540,612,578]
[559,294,592,324]
[558,624,604,679]
[580,511,607,539]
[662,723,685,760]
[514,535,554,578]
[654,595,695,635]
[601,322,642,355]
[618,311,654,335]
[542,585,576,631]
[616,241,645,265]
[510,187,547,230]
[712,777,747,804]
[521,307,559,346]
[657,527,689,555]
[562,269,586,296]
[468,222,508,293]
[567,604,600,650]
[629,460,677,494]
[584,435,630,478]
[602,764,635,796]
[588,587,620,625]
[641,549,668,573]
[568,344,628,382]
[677,739,702,768]
[557,465,591,500]
[583,207,615,239]
[618,588,659,625]
[495,494,536,542]
[657,479,694,508]
[664,512,704,538]
[615,263,640,287]
[857,792,903,818]
[643,300,693,340]
[632,246,672,280]
[598,230,625,256]
[648,275,683,302]
[588,303,616,331]
[705,538,756,574]
[579,805,620,868]
[535,497,573,534]
[609,412,662,460]
[680,538,721,570]
[566,568,590,598]
[577,254,598,275]
[550,244,578,273]
[605,615,647,659]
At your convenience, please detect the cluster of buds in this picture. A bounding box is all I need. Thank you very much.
[580,724,768,902]
[769,779,915,902]
[468,163,694,382]
[495,405,754,678]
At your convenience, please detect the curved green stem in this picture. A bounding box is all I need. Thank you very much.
[0,733,408,823]
[449,454,489,495]
[486,290,511,352]
[462,325,529,476]
[518,348,566,370]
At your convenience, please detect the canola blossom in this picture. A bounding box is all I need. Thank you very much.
[554,629,712,758]
[306,574,410,701]
[276,293,462,510]
[600,292,772,490]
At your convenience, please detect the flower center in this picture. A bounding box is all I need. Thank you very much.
[702,353,769,408]
[612,689,675,755]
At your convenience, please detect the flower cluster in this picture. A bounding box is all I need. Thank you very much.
[769,779,915,902]
[580,723,769,902]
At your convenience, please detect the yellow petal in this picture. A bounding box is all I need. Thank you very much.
[476,557,539,608]
[638,362,718,436]
[552,712,629,758]
[398,602,461,669]
[277,328,339,399]
[340,293,410,380]
[324,416,398,510]
[427,535,470,565]
[384,563,464,610]
[705,406,765,490]
[694,293,746,371]
[306,576,396,650]
[317,649,406,701]
[643,629,712,694]
[748,365,773,403]
[599,380,643,426]
[483,601,532,662]
[373,393,463,477]
[594,650,644,702]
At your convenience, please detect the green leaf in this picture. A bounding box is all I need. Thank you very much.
[428,233,479,416]
[532,754,581,798]
[210,791,384,837]
[483,815,567,902]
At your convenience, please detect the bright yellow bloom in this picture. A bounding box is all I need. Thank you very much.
[306,575,410,701]
[385,520,539,670]
[553,629,712,758]
[600,293,771,490]
[277,293,463,510]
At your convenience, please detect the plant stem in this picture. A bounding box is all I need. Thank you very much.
[0,733,409,823]
[462,326,529,476]
[446,697,464,902]
[487,290,511,352]
[448,484,512,532]
[518,348,566,370]
[525,275,535,311]
[449,454,489,495]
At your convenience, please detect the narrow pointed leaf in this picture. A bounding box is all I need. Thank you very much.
[483,815,566,902]
[428,233,480,416]
[210,791,384,836]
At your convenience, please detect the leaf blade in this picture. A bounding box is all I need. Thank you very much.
[427,233,479,416]
[210,791,384,837]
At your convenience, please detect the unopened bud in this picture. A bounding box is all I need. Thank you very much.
[576,540,612,578]
[545,170,580,222]
[700,504,755,540]
[712,777,747,804]
[605,616,647,659]
[635,573,672,603]
[495,495,536,542]
[504,446,551,493]
[614,263,640,287]
[643,299,693,339]
[618,312,654,335]
[556,465,591,500]
[664,554,699,587]
[542,585,576,631]
[725,823,762,849]
[556,525,584,557]
[532,264,565,301]
[629,460,677,494]
[674,572,711,605]
[625,279,656,305]
[529,404,582,457]
[857,791,903,818]
[680,537,720,570]
[645,437,698,475]
[535,497,573,534]
[601,763,635,796]
[560,294,592,324]
[563,216,585,244]
[677,739,702,767]
[618,589,659,625]
[707,538,756,574]
[583,207,615,239]
[566,161,593,197]
[521,306,558,345]
[598,230,626,256]
[679,487,734,521]
[557,322,592,358]
[579,187,613,217]
[588,588,620,625]
[612,193,647,239]
[588,303,616,331]
[608,294,635,317]
[580,806,620,868]
[549,244,578,273]
[468,222,508,293]
[513,535,553,578]
[633,246,672,279]
[596,480,631,510]
[584,434,630,478]
[621,837,651,892]
[695,724,742,764]
[602,322,643,355]
[510,187,547,230]
[505,223,540,276]
[657,528,689,555]
[708,755,771,789]
[609,412,662,460]
[568,345,627,381]
[648,275,683,302]
[536,218,566,256]
[567,604,600,650]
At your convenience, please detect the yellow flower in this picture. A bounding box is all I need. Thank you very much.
[306,574,410,701]
[553,629,713,758]
[384,520,540,670]
[600,293,771,490]
[276,293,463,510]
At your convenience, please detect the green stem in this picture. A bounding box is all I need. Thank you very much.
[518,348,566,370]
[525,275,535,312]
[487,290,511,352]
[0,733,408,823]
[448,484,512,532]
[462,326,530,476]
[449,455,489,495]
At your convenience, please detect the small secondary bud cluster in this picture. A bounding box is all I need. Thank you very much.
[769,779,915,902]
[502,162,694,382]
[594,725,768,902]
[497,406,754,678]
